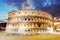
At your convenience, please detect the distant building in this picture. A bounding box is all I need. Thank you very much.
[54,17,60,32]
[0,20,7,31]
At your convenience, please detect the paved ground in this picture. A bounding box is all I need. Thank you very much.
[0,32,60,40]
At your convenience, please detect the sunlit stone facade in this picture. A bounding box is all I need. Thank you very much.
[6,9,53,34]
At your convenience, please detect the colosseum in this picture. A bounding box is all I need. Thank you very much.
[6,9,53,35]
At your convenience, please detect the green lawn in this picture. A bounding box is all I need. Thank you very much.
[0,32,60,40]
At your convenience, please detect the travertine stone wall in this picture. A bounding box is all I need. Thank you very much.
[6,9,53,34]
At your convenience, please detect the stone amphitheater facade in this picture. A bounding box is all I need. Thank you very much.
[6,9,53,35]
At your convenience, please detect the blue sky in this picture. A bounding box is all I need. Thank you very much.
[0,0,18,20]
[0,0,60,20]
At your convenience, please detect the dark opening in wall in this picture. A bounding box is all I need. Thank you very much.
[28,29,30,31]
[28,18,30,21]
[25,18,27,21]
[38,23,41,27]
